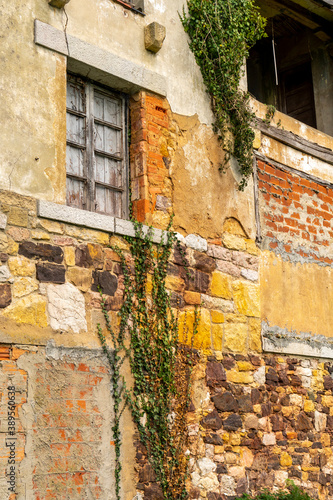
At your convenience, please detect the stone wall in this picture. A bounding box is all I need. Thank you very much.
[1,187,333,499]
[186,353,333,500]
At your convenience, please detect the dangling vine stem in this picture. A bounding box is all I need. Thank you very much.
[181,0,266,189]
[98,220,199,499]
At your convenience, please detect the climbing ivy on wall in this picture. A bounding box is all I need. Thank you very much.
[181,0,266,189]
[98,221,199,500]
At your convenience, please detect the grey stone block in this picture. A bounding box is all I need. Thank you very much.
[38,200,115,233]
[144,22,166,53]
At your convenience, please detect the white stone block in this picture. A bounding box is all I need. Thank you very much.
[185,234,208,252]
[241,268,259,281]
[315,411,327,432]
[197,457,216,476]
[262,433,276,446]
[46,283,87,333]
[253,365,266,385]
[0,213,7,230]
[0,266,12,283]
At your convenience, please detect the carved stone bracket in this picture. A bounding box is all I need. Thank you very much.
[144,22,166,54]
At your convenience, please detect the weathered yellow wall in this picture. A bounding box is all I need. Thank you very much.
[260,251,333,338]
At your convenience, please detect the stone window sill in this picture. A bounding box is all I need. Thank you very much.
[38,200,170,245]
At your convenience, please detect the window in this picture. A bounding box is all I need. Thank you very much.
[66,74,128,218]
[113,0,144,13]
[247,2,333,136]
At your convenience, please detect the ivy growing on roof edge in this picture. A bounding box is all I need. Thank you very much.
[181,0,266,189]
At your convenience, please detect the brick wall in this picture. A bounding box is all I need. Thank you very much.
[257,160,333,266]
[130,92,173,227]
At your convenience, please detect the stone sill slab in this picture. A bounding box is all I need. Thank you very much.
[38,201,214,251]
[262,322,333,359]
[38,200,167,244]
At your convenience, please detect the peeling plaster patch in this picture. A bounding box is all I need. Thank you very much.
[262,321,333,359]
[45,340,104,361]
[183,126,213,187]
[261,237,333,268]
[46,283,87,333]
[152,0,166,13]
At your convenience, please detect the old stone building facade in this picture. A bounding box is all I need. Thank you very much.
[1,0,333,498]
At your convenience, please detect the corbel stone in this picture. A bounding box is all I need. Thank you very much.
[48,0,70,8]
[144,22,166,53]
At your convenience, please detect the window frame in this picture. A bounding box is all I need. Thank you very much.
[112,0,145,15]
[66,73,129,220]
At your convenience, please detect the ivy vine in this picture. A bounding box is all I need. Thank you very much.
[181,0,266,189]
[98,221,200,499]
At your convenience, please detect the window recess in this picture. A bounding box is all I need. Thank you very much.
[247,3,333,136]
[66,74,128,219]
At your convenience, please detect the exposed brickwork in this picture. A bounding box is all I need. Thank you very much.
[257,160,333,265]
[31,353,112,500]
[130,92,173,226]
[0,354,27,499]
[0,346,114,499]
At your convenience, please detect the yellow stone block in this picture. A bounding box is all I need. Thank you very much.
[211,310,225,323]
[280,452,292,467]
[66,225,109,245]
[151,211,171,230]
[245,239,259,255]
[210,271,232,299]
[12,277,38,298]
[248,317,262,352]
[222,233,246,251]
[178,308,211,350]
[67,267,92,292]
[322,433,331,448]
[2,295,47,328]
[214,445,225,454]
[64,246,76,267]
[31,230,50,240]
[224,322,247,353]
[7,207,28,227]
[232,281,260,317]
[225,313,247,323]
[237,361,253,371]
[110,235,130,250]
[212,323,223,351]
[227,370,253,384]
[184,291,201,305]
[0,233,8,251]
[253,404,261,413]
[253,129,261,149]
[40,219,64,234]
[223,218,247,236]
[230,433,241,445]
[304,400,315,412]
[222,433,229,443]
[8,256,35,277]
[6,239,19,255]
[322,396,333,407]
[165,275,184,292]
